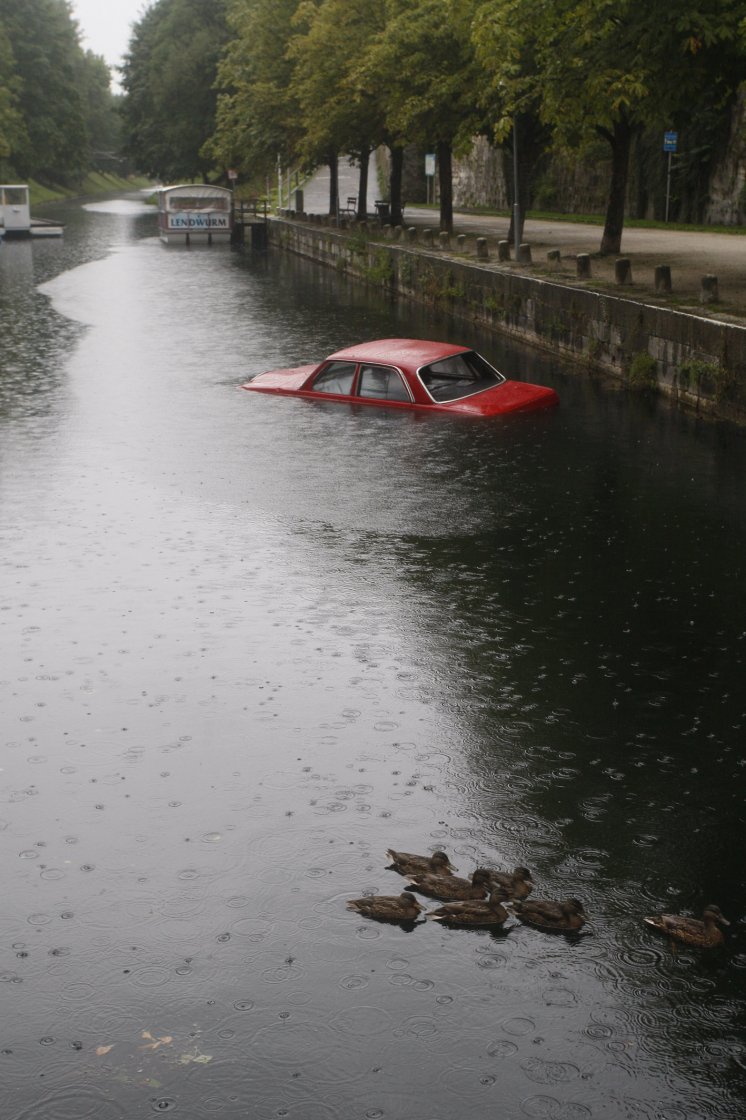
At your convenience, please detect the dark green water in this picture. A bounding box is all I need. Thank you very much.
[1,195,744,1119]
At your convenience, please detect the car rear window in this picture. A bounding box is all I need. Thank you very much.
[419,350,504,402]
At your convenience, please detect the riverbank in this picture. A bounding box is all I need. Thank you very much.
[29,172,153,207]
[268,213,746,426]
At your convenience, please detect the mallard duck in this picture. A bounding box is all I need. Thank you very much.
[643,905,730,949]
[513,897,587,932]
[347,891,425,922]
[429,889,509,927]
[386,849,455,877]
[486,866,534,900]
[407,867,492,901]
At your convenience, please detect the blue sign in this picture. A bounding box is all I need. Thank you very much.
[663,131,678,153]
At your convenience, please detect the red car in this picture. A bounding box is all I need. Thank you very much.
[242,339,558,416]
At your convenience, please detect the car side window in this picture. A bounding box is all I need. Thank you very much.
[312,361,357,395]
[358,364,410,402]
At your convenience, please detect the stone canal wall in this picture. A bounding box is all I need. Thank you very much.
[267,217,746,424]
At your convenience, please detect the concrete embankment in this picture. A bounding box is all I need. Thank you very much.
[268,216,746,426]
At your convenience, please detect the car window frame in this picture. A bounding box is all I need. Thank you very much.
[355,362,413,404]
[309,360,358,396]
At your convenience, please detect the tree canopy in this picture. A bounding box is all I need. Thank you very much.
[120,0,231,182]
[474,0,746,251]
[0,0,121,183]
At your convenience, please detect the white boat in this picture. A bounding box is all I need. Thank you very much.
[157,184,233,245]
[0,184,64,237]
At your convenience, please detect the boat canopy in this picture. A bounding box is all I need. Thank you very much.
[158,185,232,211]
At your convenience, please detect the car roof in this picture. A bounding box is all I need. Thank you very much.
[327,339,471,367]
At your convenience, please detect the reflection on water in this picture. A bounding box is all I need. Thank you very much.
[0,196,745,1119]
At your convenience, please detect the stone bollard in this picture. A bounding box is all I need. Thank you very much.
[517,243,532,264]
[382,224,392,239]
[655,264,672,292]
[406,227,417,243]
[394,225,404,241]
[615,258,632,285]
[577,254,592,278]
[700,275,719,303]
[497,240,510,261]
[422,228,434,246]
[547,249,561,266]
[476,237,489,260]
[438,230,450,250]
[457,234,466,251]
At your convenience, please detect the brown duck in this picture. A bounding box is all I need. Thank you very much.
[486,866,534,900]
[347,891,425,922]
[513,898,587,932]
[643,905,730,949]
[407,867,492,901]
[429,889,509,927]
[386,849,455,877]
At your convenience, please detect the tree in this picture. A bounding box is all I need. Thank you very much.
[207,0,302,189]
[288,0,388,217]
[0,0,88,181]
[121,0,230,181]
[0,24,27,166]
[360,0,484,232]
[474,0,745,253]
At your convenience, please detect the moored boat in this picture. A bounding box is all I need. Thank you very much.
[157,184,233,245]
[0,185,64,238]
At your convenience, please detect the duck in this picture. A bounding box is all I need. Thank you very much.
[347,891,425,922]
[429,889,510,927]
[642,904,730,949]
[512,897,587,932]
[386,848,455,877]
[406,867,493,901]
[486,866,534,900]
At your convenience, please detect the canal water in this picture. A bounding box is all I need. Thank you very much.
[1,196,745,1120]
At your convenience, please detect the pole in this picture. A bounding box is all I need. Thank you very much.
[277,156,282,214]
[665,150,672,223]
[512,116,520,260]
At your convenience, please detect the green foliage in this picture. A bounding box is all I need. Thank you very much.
[207,0,302,182]
[677,358,736,402]
[0,0,87,180]
[121,0,230,181]
[473,0,745,250]
[627,351,659,393]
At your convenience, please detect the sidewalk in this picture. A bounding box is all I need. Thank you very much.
[405,206,746,324]
[300,160,746,324]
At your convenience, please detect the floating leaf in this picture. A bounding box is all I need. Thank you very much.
[178,1051,213,1065]
[141,1031,173,1051]
[96,1045,114,1056]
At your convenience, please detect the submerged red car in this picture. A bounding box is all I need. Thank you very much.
[242,339,558,416]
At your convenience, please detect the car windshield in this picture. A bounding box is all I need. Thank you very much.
[419,350,505,402]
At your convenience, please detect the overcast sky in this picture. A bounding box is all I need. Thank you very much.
[71,0,148,86]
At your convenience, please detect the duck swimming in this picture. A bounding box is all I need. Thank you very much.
[347,891,425,922]
[407,867,492,901]
[429,889,509,927]
[512,898,587,932]
[486,866,534,900]
[642,905,730,949]
[386,849,455,877]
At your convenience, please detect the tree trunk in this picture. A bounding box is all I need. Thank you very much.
[437,140,453,233]
[599,117,633,255]
[327,151,338,216]
[356,147,370,221]
[389,144,404,226]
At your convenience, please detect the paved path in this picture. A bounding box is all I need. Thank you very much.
[302,158,746,323]
[301,152,379,216]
